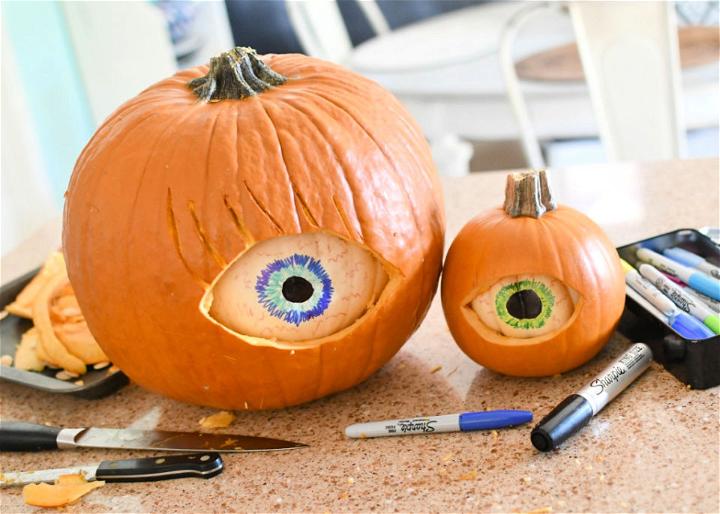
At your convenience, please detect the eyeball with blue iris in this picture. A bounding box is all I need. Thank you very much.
[207,233,388,341]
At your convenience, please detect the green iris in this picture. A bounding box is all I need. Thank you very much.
[494,279,555,330]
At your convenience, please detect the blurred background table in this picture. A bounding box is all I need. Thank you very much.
[1,158,718,513]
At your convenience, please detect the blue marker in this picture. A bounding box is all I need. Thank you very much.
[637,248,720,301]
[620,259,714,340]
[663,247,720,280]
[345,410,533,438]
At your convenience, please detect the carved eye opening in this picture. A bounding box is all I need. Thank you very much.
[201,232,389,342]
[470,274,581,339]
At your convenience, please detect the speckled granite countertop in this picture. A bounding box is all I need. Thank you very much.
[1,159,718,513]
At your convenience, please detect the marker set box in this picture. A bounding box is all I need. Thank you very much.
[617,229,719,389]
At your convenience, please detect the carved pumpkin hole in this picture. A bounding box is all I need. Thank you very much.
[470,274,581,339]
[201,232,390,342]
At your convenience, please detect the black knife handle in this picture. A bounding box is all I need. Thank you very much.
[96,453,224,482]
[0,422,61,451]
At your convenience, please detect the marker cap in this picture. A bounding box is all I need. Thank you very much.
[704,314,720,335]
[671,311,715,340]
[530,394,593,452]
[459,410,533,431]
[687,273,720,301]
[663,247,702,267]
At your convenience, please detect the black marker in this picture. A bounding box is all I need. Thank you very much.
[531,343,653,452]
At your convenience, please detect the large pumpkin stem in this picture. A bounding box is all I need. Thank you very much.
[188,47,287,102]
[503,169,557,218]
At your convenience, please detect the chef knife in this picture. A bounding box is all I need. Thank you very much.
[0,422,307,453]
[0,452,223,487]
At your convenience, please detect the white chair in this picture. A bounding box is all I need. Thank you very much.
[569,1,687,161]
[286,0,718,168]
[501,1,693,166]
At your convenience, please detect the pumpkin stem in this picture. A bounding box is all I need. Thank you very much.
[188,47,287,102]
[503,169,557,218]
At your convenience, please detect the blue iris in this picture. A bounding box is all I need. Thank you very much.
[255,254,333,326]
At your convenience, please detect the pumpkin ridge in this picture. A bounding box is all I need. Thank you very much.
[66,111,164,305]
[299,88,435,222]
[536,218,571,364]
[259,347,289,411]
[570,210,619,343]
[242,181,284,234]
[313,341,326,401]
[298,88,441,247]
[272,97,366,241]
[257,100,306,232]
[73,92,186,173]
[296,90,433,325]
[121,108,206,369]
[166,188,206,285]
[297,80,441,211]
[69,112,160,208]
[548,212,603,359]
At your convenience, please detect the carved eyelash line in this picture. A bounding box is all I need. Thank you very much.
[188,200,227,269]
[165,188,208,286]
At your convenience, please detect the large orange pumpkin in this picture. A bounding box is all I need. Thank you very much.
[441,170,624,376]
[63,47,444,409]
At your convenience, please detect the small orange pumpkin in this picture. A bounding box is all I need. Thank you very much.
[63,48,444,409]
[441,170,624,376]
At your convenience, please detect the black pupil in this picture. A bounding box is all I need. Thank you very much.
[282,276,314,303]
[506,289,542,319]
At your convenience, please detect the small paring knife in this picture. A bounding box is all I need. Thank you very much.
[0,422,307,453]
[0,453,223,487]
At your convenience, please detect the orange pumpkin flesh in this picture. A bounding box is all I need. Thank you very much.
[441,170,624,377]
[63,48,444,409]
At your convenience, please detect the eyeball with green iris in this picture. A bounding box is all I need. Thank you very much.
[471,274,579,339]
[207,232,388,342]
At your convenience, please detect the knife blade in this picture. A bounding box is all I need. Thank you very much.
[0,422,307,453]
[0,452,223,487]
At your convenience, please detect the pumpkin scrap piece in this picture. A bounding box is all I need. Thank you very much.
[5,252,65,318]
[199,411,236,429]
[14,328,46,371]
[53,320,108,365]
[8,251,108,376]
[32,272,86,375]
[457,469,478,481]
[22,473,104,508]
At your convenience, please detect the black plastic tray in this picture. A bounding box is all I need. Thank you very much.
[617,228,720,389]
[0,269,128,398]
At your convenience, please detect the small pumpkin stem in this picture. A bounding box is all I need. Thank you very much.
[188,47,287,102]
[503,169,557,218]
